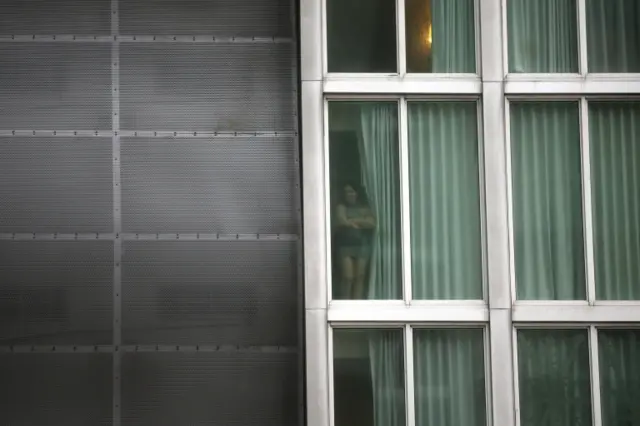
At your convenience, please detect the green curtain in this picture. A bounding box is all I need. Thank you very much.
[408,102,482,299]
[508,0,578,73]
[359,104,402,300]
[369,330,406,426]
[517,329,592,426]
[510,102,585,300]
[590,102,640,300]
[598,329,640,426]
[413,329,486,426]
[587,0,640,72]
[431,0,476,73]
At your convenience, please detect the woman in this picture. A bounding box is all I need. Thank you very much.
[335,183,376,299]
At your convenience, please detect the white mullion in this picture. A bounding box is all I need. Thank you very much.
[324,98,333,303]
[400,98,413,304]
[589,326,603,426]
[577,0,589,76]
[512,327,522,426]
[504,98,517,304]
[581,98,597,304]
[397,0,407,76]
[404,325,416,426]
[327,324,336,426]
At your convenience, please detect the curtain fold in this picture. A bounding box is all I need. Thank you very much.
[408,102,482,299]
[508,0,578,72]
[413,329,486,426]
[431,0,476,73]
[517,330,592,426]
[359,104,402,300]
[587,0,640,72]
[369,330,406,426]
[598,330,640,426]
[590,102,640,300]
[510,102,585,300]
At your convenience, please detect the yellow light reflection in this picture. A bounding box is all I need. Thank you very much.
[423,23,432,49]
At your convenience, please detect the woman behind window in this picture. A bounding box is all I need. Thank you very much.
[334,183,376,299]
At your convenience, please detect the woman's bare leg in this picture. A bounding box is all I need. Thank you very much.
[340,256,355,299]
[352,257,368,299]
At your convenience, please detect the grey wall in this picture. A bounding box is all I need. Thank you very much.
[0,1,302,425]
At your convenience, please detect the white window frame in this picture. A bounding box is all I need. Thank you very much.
[328,324,492,426]
[502,0,640,94]
[322,0,483,94]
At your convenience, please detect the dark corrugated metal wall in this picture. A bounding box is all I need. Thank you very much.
[0,1,302,425]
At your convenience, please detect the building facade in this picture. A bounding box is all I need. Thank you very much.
[301,1,640,426]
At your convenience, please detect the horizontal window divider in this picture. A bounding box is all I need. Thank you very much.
[323,79,482,95]
[513,304,640,323]
[328,303,488,323]
[505,79,640,95]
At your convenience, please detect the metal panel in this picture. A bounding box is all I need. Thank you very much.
[0,137,112,233]
[121,351,298,426]
[119,0,291,37]
[0,241,113,345]
[122,240,298,345]
[121,137,298,233]
[0,352,112,426]
[119,43,295,132]
[0,0,111,35]
[0,43,112,130]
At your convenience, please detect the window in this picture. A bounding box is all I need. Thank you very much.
[328,101,402,300]
[587,0,640,73]
[516,329,592,426]
[509,101,585,300]
[326,0,477,74]
[408,101,482,299]
[333,329,406,426]
[413,329,486,426]
[507,0,579,73]
[598,329,640,425]
[405,0,476,73]
[332,327,487,426]
[326,0,397,73]
[589,101,640,300]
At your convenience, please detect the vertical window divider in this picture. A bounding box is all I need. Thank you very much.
[577,0,589,76]
[512,326,522,426]
[397,0,407,76]
[580,98,597,305]
[504,98,517,304]
[588,326,603,426]
[399,97,413,304]
[404,325,416,426]
[323,98,333,303]
[327,324,336,426]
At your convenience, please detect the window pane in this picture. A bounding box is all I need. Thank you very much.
[333,329,406,426]
[517,329,592,426]
[408,102,482,299]
[590,102,640,300]
[329,102,402,300]
[507,0,578,73]
[510,102,585,300]
[405,0,476,73]
[413,329,486,426]
[598,329,640,426]
[327,0,397,73]
[587,0,640,72]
